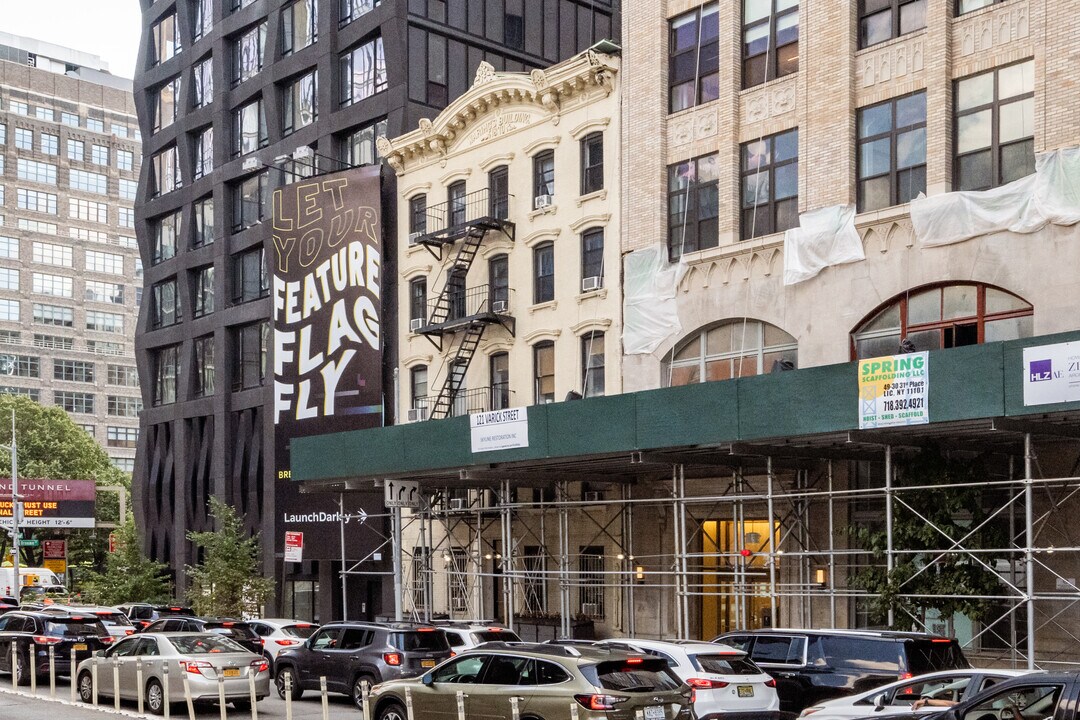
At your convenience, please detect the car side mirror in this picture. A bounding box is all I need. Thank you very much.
[94,650,106,658]
[874,694,887,710]
[422,673,434,686]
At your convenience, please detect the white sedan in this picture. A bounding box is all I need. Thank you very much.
[246,619,318,664]
[800,669,1030,720]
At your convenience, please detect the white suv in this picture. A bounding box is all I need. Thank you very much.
[597,638,780,719]
[435,623,522,650]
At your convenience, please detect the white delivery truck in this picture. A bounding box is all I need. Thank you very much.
[0,566,65,598]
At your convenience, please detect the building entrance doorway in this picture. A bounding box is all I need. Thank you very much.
[700,519,779,638]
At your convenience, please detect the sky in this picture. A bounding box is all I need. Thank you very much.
[2,0,142,79]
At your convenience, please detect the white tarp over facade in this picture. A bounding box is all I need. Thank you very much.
[622,246,686,355]
[782,204,865,285]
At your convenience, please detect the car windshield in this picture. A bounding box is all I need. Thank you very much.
[205,622,259,640]
[45,619,108,637]
[583,659,683,692]
[473,630,522,644]
[692,654,762,675]
[391,630,450,652]
[904,640,968,674]
[282,624,318,639]
[128,606,153,620]
[169,635,249,654]
[95,613,134,628]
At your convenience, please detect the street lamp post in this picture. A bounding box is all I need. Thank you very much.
[2,410,18,595]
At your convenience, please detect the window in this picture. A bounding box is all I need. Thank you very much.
[18,189,58,215]
[61,112,80,128]
[10,101,29,116]
[424,34,447,106]
[33,273,72,298]
[579,132,605,195]
[86,310,124,334]
[194,266,215,316]
[89,340,124,355]
[151,12,181,65]
[108,396,143,417]
[0,387,39,402]
[151,279,181,328]
[743,0,799,88]
[232,0,257,10]
[668,152,720,258]
[107,426,139,448]
[488,166,509,220]
[32,241,72,267]
[852,283,1033,359]
[234,321,269,389]
[340,37,387,105]
[70,198,109,224]
[117,149,134,171]
[194,335,215,396]
[957,0,1003,13]
[409,195,427,235]
[153,345,181,405]
[741,128,799,240]
[85,280,124,304]
[665,319,798,385]
[669,4,719,112]
[86,250,125,275]
[282,71,318,135]
[232,172,268,230]
[111,124,129,138]
[283,0,318,54]
[533,341,555,404]
[955,60,1035,192]
[193,57,214,107]
[533,150,555,202]
[55,360,94,383]
[234,97,267,155]
[107,365,139,387]
[55,391,95,414]
[71,228,108,244]
[960,685,1063,720]
[341,119,387,167]
[152,211,181,265]
[67,138,84,161]
[17,159,57,185]
[0,237,21,260]
[0,123,5,144]
[579,546,604,617]
[194,197,215,246]
[0,269,19,294]
[34,107,53,121]
[233,247,268,302]
[6,356,38,378]
[14,128,32,150]
[860,0,925,46]
[578,228,605,289]
[582,331,605,397]
[447,180,466,226]
[410,365,427,411]
[118,235,138,249]
[858,92,926,212]
[192,0,213,41]
[533,243,554,304]
[86,117,105,133]
[35,334,73,350]
[0,300,18,322]
[91,145,109,166]
[233,22,268,85]
[40,133,59,156]
[409,278,426,323]
[118,207,135,229]
[16,220,56,235]
[119,178,138,200]
[151,146,181,195]
[70,169,108,194]
[341,0,379,25]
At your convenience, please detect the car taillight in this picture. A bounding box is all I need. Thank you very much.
[898,672,914,680]
[100,636,114,644]
[32,636,62,645]
[765,678,777,688]
[250,659,269,673]
[686,678,728,689]
[274,639,300,647]
[180,660,213,676]
[124,629,135,636]
[574,694,628,711]
[384,653,402,666]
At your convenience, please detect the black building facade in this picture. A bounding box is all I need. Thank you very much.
[133,0,619,621]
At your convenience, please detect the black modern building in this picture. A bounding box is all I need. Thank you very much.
[132,0,619,620]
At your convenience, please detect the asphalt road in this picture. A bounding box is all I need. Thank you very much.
[0,671,364,719]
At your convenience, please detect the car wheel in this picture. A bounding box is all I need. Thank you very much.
[232,700,252,711]
[13,648,30,687]
[146,678,166,716]
[378,701,408,720]
[275,666,303,700]
[353,675,376,709]
[77,671,94,703]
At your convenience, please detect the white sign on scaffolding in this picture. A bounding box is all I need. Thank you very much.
[1023,341,1080,406]
[470,408,529,453]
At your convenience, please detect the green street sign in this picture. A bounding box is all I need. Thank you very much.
[18,538,39,548]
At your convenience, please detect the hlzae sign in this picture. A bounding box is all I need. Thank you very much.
[0,479,96,528]
[1023,341,1080,406]
[271,166,385,560]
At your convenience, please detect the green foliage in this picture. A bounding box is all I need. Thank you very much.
[76,520,172,605]
[849,447,1007,629]
[185,498,274,618]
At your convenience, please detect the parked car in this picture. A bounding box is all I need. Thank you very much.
[118,604,194,631]
[370,641,695,720]
[597,638,780,719]
[41,605,137,640]
[75,632,270,715]
[0,610,112,685]
[247,618,319,665]
[713,629,970,713]
[140,616,263,654]
[274,621,453,709]
[434,622,523,650]
[800,669,1029,720]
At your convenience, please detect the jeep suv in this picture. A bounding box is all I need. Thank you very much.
[713,629,969,713]
[434,622,523,650]
[274,622,452,709]
[370,642,695,720]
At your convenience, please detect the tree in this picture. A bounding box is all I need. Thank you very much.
[849,447,1007,630]
[185,498,274,618]
[78,519,172,605]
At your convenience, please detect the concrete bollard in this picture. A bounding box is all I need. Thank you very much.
[635,711,645,720]
[510,696,520,720]
[456,690,467,720]
[10,643,16,687]
[361,680,372,720]
[405,686,415,720]
[570,702,580,720]
[91,657,99,706]
[284,671,294,720]
[248,667,259,720]
[320,676,330,720]
[136,659,144,715]
[112,655,121,710]
[69,647,76,703]
[180,666,194,720]
[29,645,36,694]
[162,661,172,720]
[48,644,55,697]
[217,673,227,720]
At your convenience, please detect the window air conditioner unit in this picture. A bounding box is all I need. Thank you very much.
[534,194,554,210]
[407,407,428,422]
[449,497,466,511]
[408,231,424,246]
[409,318,424,332]
[581,276,602,292]
[583,491,603,502]
[491,300,507,313]
[581,603,600,617]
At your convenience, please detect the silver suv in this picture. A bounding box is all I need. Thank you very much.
[435,622,523,650]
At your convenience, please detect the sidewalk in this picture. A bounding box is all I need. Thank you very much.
[0,685,142,720]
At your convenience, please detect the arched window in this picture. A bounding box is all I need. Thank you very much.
[663,319,798,387]
[851,283,1033,359]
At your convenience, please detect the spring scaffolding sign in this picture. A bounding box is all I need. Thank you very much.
[858,352,929,429]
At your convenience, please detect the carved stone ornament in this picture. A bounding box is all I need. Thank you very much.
[474,61,496,86]
[540,90,560,125]
[530,68,548,91]
[418,117,434,137]
[375,136,393,158]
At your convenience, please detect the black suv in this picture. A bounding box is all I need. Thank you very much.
[274,622,452,709]
[714,629,969,713]
[0,610,111,685]
[118,603,195,631]
[140,616,263,654]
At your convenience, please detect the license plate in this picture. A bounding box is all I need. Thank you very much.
[73,644,87,651]
[644,706,665,720]
[421,659,436,668]
[738,685,755,698]
[223,668,241,678]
